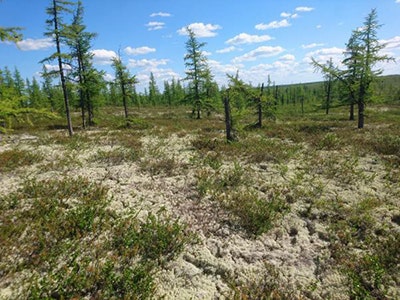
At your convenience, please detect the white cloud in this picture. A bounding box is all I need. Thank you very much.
[103,73,114,82]
[380,36,400,50]
[177,23,222,37]
[209,59,239,74]
[309,47,344,56]
[43,63,72,72]
[207,59,241,86]
[91,49,117,65]
[124,46,156,56]
[396,0,400,3]
[135,67,181,91]
[146,21,165,31]
[280,12,298,19]
[233,46,285,63]
[280,54,296,61]
[295,6,314,12]
[316,25,322,29]
[240,59,300,86]
[304,47,344,65]
[150,12,171,17]
[127,58,169,69]
[302,43,325,49]
[216,46,236,54]
[16,38,53,51]
[255,19,291,30]
[226,33,273,45]
[202,51,212,56]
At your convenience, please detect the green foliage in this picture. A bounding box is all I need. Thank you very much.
[227,263,300,299]
[184,27,216,119]
[42,0,76,136]
[91,146,138,166]
[0,176,193,299]
[372,134,400,156]
[224,190,288,236]
[0,26,22,42]
[315,132,342,150]
[112,55,138,120]
[195,162,289,236]
[312,9,394,128]
[0,148,43,172]
[64,1,104,128]
[0,67,59,132]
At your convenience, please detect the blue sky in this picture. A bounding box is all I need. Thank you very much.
[1,0,400,92]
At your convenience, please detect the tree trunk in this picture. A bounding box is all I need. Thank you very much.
[85,90,95,126]
[224,95,235,142]
[256,83,264,128]
[80,95,86,129]
[53,0,73,136]
[87,101,94,126]
[358,101,364,128]
[78,75,86,129]
[121,84,129,120]
[325,79,332,115]
[349,103,355,121]
[357,83,366,129]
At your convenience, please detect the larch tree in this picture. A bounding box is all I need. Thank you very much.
[354,9,393,128]
[41,0,76,136]
[65,0,101,128]
[0,0,22,43]
[148,72,160,106]
[312,9,393,128]
[0,26,22,42]
[27,77,47,108]
[183,27,212,119]
[111,54,137,123]
[342,30,363,121]
[323,58,335,115]
[222,72,251,142]
[41,65,60,111]
[163,80,172,107]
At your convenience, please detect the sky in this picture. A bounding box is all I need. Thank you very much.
[1,0,400,92]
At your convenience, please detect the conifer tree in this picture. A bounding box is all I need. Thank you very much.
[111,54,137,122]
[0,67,57,132]
[163,81,172,106]
[148,72,160,106]
[0,0,22,43]
[323,58,335,115]
[41,0,76,136]
[184,27,213,119]
[65,0,101,128]
[27,77,47,108]
[312,9,393,128]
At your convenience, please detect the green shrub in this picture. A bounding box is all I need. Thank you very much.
[0,148,42,172]
[224,190,289,236]
[1,176,193,299]
[316,132,342,150]
[92,147,138,165]
[373,134,400,156]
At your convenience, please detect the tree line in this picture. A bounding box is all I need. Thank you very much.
[1,1,397,136]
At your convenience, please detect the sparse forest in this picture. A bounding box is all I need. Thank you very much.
[1,1,399,299]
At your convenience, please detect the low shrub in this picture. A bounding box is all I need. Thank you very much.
[0,148,42,172]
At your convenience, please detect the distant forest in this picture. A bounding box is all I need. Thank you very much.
[1,1,399,134]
